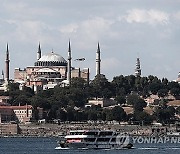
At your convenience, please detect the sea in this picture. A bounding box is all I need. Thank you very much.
[0,137,180,154]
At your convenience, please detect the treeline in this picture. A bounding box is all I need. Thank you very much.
[1,74,180,125]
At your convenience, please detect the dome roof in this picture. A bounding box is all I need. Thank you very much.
[38,52,67,63]
[34,51,67,67]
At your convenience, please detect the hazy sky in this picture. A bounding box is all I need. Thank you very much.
[0,0,180,81]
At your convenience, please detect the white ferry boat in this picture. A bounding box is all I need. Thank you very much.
[56,130,133,150]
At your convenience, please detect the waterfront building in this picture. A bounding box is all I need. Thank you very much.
[0,104,43,123]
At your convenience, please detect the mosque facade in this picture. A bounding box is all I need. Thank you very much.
[14,42,90,92]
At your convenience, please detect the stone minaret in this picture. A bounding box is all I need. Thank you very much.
[87,68,90,85]
[5,43,10,81]
[2,70,4,80]
[67,40,72,84]
[135,57,141,77]
[96,42,101,76]
[37,42,41,60]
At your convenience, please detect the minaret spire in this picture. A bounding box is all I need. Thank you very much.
[96,42,101,76]
[135,57,141,77]
[67,40,72,85]
[5,43,10,81]
[2,70,4,80]
[37,42,41,60]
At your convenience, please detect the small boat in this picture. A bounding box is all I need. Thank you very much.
[56,130,133,150]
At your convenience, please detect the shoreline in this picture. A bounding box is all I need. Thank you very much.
[1,122,179,137]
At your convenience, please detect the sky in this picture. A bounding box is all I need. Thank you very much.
[0,0,180,81]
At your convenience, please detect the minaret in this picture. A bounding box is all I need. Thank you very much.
[135,57,141,77]
[96,42,101,76]
[5,43,10,81]
[87,68,90,85]
[67,40,72,85]
[2,70,4,81]
[37,42,41,60]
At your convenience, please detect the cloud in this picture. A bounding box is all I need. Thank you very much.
[2,1,53,20]
[121,9,169,25]
[59,24,79,33]
[58,16,114,50]
[60,17,113,37]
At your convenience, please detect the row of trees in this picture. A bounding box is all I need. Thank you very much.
[1,74,180,125]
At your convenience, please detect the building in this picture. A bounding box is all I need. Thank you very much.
[0,104,43,123]
[0,106,14,123]
[12,105,34,123]
[14,42,90,92]
[87,98,117,107]
[0,96,10,106]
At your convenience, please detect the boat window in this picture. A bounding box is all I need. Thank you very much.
[84,138,96,142]
[99,131,113,136]
[97,138,110,142]
[70,132,84,135]
[85,132,98,135]
[111,138,116,142]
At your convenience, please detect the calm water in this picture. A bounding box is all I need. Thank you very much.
[0,137,180,154]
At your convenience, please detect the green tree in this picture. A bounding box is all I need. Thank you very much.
[115,95,126,105]
[133,111,153,125]
[153,106,175,124]
[111,106,127,121]
[176,106,180,115]
[127,94,147,111]
[157,89,168,98]
[170,88,180,97]
[90,74,112,98]
[56,108,67,121]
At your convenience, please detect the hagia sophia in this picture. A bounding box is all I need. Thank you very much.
[0,41,100,92]
[0,42,180,92]
[14,41,90,92]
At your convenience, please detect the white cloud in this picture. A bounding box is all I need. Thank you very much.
[58,17,114,50]
[59,24,79,33]
[4,19,54,44]
[2,1,53,20]
[121,9,169,25]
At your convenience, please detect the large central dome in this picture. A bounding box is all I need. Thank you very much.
[34,51,67,66]
[38,52,66,63]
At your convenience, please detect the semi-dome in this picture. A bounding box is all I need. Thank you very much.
[34,51,67,67]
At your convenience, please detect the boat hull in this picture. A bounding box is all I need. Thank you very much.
[58,142,133,150]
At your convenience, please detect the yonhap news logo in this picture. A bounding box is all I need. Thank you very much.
[116,133,130,147]
[116,134,180,146]
[132,136,180,144]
